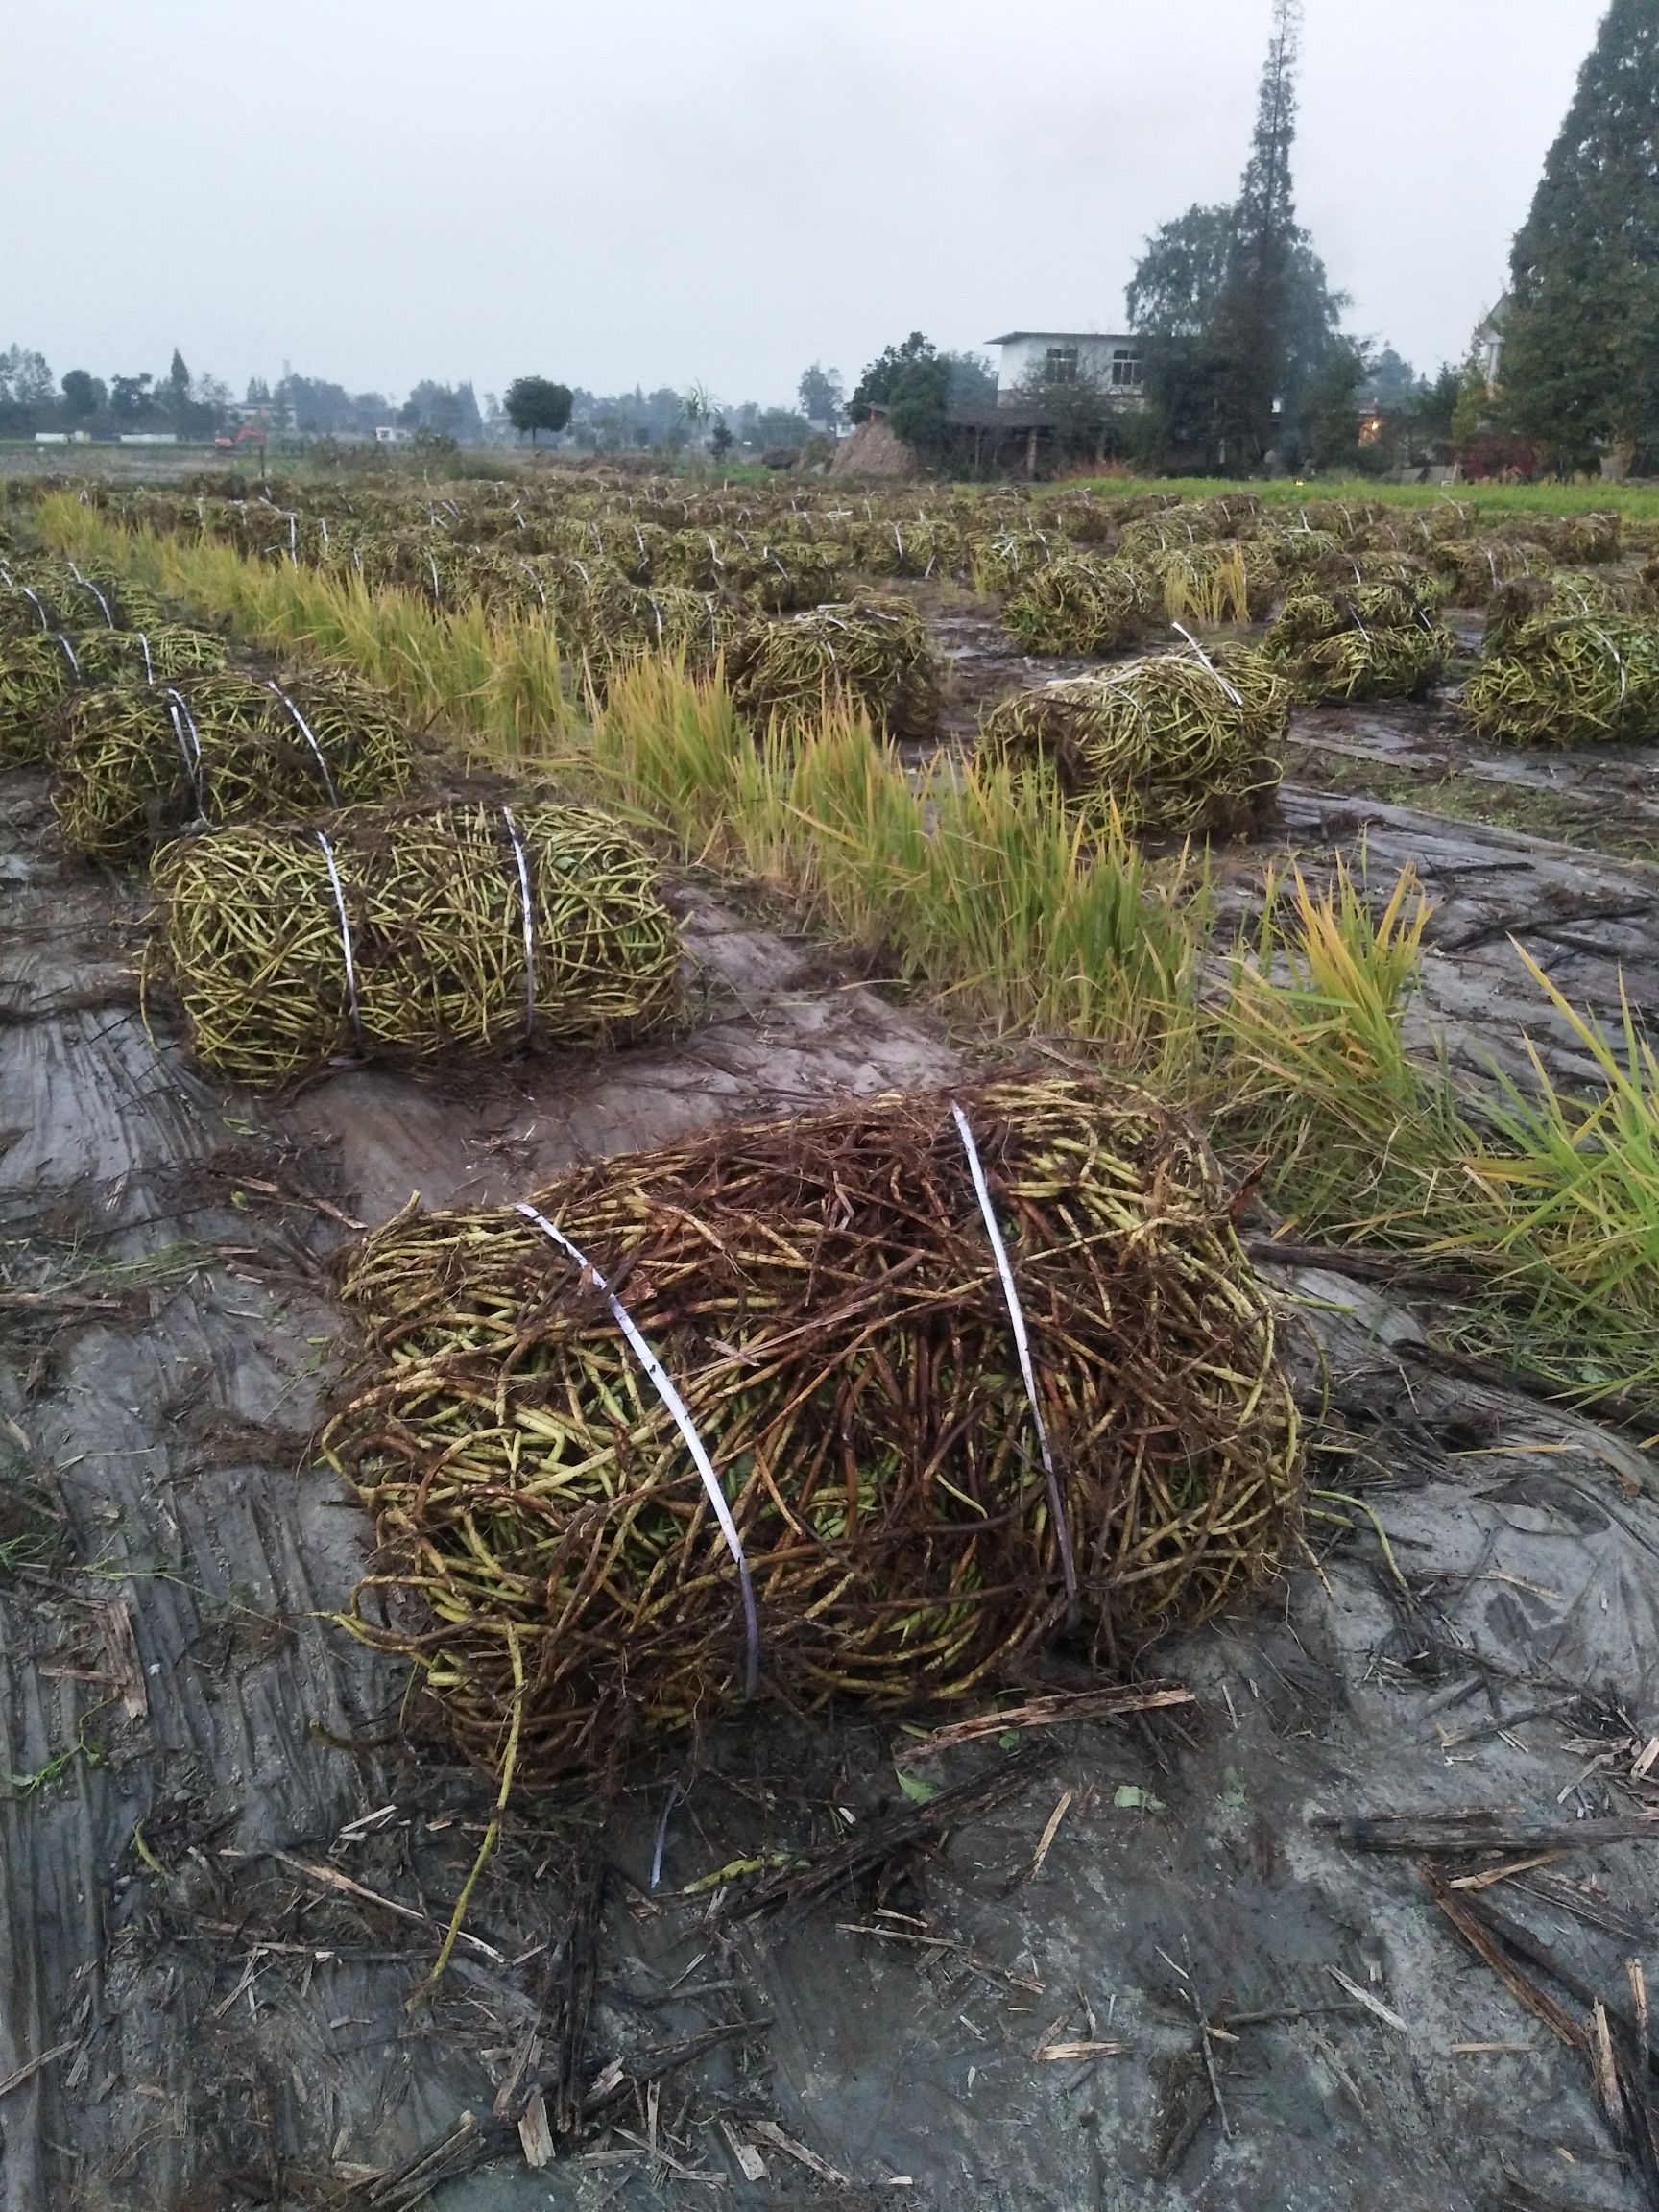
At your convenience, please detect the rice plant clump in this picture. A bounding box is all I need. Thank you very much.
[1150,541,1280,628]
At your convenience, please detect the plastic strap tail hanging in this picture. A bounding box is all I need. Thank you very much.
[136,632,155,685]
[500,805,537,1042]
[163,686,205,814]
[1170,621,1243,707]
[314,831,364,1051]
[950,1102,1080,1627]
[265,681,339,804]
[16,584,50,633]
[514,1200,761,1697]
[51,632,81,678]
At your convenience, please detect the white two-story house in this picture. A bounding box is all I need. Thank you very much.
[985,331,1146,405]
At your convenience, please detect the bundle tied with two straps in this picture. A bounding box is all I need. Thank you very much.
[324,1078,1304,1776]
[153,799,683,1083]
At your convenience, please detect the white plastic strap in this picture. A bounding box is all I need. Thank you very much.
[136,632,155,685]
[67,562,115,629]
[314,830,364,1046]
[950,1103,1079,1624]
[514,1200,760,1696]
[51,632,81,677]
[163,686,204,810]
[1590,626,1629,703]
[426,553,442,603]
[265,681,340,804]
[501,805,537,1040]
[15,584,50,632]
[1170,622,1243,707]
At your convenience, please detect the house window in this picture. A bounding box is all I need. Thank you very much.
[1045,347,1079,381]
[1111,349,1144,389]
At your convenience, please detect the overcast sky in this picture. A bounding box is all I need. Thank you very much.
[3,0,1604,409]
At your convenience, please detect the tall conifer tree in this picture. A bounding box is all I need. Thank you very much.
[1213,0,1305,465]
[1502,0,1659,469]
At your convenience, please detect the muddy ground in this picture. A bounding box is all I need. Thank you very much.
[4,574,1659,2212]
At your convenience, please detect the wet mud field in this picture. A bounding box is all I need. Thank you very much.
[5,587,1659,2211]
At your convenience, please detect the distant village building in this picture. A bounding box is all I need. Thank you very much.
[1476,297,1510,392]
[374,424,415,445]
[931,328,1148,478]
[984,331,1145,404]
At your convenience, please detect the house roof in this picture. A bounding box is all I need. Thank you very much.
[984,330,1138,347]
[1474,294,1512,339]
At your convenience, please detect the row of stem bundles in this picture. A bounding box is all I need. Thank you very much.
[0,624,228,765]
[153,801,682,1084]
[0,560,165,643]
[978,645,1288,835]
[51,668,414,862]
[324,1078,1304,1773]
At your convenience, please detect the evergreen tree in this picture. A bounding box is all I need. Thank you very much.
[1502,0,1659,469]
[1126,3,1343,469]
[1212,0,1305,465]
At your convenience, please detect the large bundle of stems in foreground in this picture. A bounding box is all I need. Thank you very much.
[1459,616,1659,746]
[1262,584,1455,704]
[53,668,413,862]
[155,800,681,1084]
[325,1078,1303,1771]
[979,644,1288,835]
[0,624,228,764]
[1000,553,1158,656]
[726,597,940,740]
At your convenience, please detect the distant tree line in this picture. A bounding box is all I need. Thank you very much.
[0,348,497,446]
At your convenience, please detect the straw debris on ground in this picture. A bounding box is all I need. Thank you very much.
[324,1077,1303,1773]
